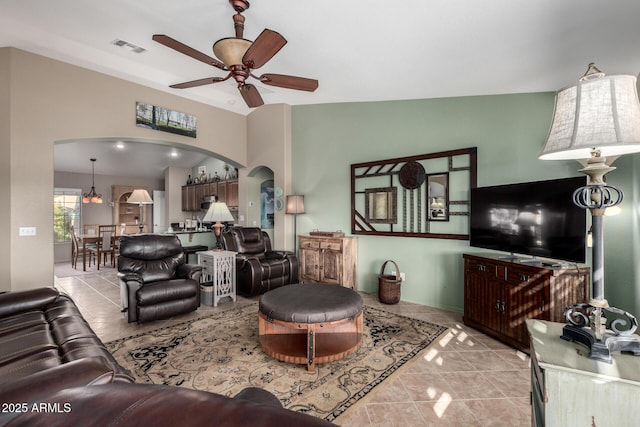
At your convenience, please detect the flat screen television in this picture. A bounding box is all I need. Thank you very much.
[470,176,587,263]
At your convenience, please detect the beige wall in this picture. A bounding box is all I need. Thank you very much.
[0,50,10,291]
[245,104,293,250]
[3,47,249,292]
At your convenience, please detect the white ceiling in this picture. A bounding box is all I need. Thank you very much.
[3,0,640,178]
[54,139,210,179]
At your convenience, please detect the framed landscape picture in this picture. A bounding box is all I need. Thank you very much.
[136,102,197,138]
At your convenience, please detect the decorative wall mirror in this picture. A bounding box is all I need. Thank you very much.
[365,187,397,223]
[351,147,477,240]
[427,173,449,221]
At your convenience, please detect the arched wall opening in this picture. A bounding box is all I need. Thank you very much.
[245,165,275,243]
[53,137,242,264]
[4,47,248,292]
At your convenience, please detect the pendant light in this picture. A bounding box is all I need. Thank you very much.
[82,158,103,204]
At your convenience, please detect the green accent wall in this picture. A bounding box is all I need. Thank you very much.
[603,154,640,315]
[292,93,606,312]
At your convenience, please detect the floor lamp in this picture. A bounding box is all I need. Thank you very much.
[127,189,153,233]
[540,63,640,362]
[285,195,305,254]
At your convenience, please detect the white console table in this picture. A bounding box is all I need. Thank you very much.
[527,319,640,427]
[197,250,236,307]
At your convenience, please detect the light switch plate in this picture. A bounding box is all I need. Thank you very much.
[19,227,36,236]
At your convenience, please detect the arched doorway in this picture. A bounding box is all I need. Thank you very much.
[246,166,275,242]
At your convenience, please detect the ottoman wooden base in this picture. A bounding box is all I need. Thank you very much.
[258,311,363,372]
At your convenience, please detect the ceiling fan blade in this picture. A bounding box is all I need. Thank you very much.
[153,34,227,70]
[242,29,287,69]
[238,84,264,108]
[259,73,318,92]
[170,76,227,89]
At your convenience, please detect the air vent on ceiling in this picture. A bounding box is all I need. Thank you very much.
[111,39,146,54]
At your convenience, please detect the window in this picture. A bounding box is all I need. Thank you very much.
[54,188,81,243]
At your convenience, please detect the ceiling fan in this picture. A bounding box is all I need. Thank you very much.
[153,0,318,108]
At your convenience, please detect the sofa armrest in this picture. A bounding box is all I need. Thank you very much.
[0,287,60,319]
[265,250,294,260]
[176,264,203,281]
[235,256,262,272]
[0,383,338,427]
[118,273,144,323]
[117,272,144,286]
[0,357,134,404]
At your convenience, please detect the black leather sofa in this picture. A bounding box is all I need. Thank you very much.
[0,287,336,426]
[221,227,299,297]
[0,287,133,383]
[1,384,336,426]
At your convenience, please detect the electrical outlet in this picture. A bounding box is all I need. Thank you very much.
[19,227,37,236]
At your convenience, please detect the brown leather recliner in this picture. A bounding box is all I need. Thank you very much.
[117,234,203,323]
[221,227,299,297]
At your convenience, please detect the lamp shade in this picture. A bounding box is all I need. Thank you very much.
[127,189,153,204]
[540,64,640,160]
[285,195,305,214]
[213,38,252,66]
[203,202,235,223]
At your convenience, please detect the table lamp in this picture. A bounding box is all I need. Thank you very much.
[203,202,234,248]
[540,63,640,362]
[127,189,153,233]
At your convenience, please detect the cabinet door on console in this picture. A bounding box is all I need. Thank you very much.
[320,247,342,285]
[504,266,549,346]
[464,258,503,334]
[301,245,321,282]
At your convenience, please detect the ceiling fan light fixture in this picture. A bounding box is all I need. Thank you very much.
[213,38,252,67]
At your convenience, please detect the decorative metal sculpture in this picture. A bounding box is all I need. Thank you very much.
[563,303,640,363]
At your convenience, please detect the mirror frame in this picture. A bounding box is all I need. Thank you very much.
[427,173,449,222]
[364,187,397,223]
[350,147,477,240]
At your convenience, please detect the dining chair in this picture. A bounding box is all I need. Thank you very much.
[72,224,97,268]
[83,224,99,236]
[70,225,80,269]
[92,225,117,269]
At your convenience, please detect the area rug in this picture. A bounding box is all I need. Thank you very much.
[106,303,447,422]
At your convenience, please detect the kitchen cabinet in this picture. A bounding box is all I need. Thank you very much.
[181,179,239,211]
[463,253,590,352]
[181,185,197,212]
[299,235,357,289]
[226,179,238,208]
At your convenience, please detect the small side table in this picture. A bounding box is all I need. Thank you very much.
[197,250,237,307]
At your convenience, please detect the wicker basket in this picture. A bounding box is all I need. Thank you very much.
[378,260,402,304]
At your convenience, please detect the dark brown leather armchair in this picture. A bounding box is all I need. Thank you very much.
[221,227,299,297]
[117,234,202,323]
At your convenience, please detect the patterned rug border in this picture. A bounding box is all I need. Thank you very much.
[105,302,448,422]
[106,301,258,344]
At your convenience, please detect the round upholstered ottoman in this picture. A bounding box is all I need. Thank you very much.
[258,283,364,371]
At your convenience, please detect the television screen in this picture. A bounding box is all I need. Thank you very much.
[470,177,587,263]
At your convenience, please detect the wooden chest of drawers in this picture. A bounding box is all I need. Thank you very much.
[299,235,357,289]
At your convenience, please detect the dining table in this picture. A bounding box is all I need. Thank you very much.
[80,232,120,271]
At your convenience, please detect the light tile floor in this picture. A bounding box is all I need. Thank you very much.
[54,263,532,426]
